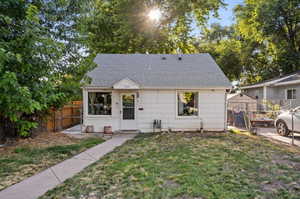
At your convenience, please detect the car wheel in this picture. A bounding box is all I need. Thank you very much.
[276,121,290,136]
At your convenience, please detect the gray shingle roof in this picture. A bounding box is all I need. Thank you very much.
[242,70,300,88]
[275,74,300,84]
[85,54,231,89]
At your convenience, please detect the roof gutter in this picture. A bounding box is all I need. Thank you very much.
[274,79,300,86]
[241,74,297,89]
[82,86,232,90]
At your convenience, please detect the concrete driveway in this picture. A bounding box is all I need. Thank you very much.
[257,127,300,147]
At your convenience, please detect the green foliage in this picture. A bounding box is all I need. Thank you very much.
[0,0,93,137]
[235,0,300,83]
[197,23,243,80]
[84,0,225,54]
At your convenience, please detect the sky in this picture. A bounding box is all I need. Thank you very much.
[192,0,244,36]
[208,0,244,26]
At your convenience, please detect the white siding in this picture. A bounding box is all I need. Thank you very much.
[83,89,227,132]
[83,89,121,132]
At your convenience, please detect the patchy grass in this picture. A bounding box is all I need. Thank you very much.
[0,136,104,191]
[40,133,300,199]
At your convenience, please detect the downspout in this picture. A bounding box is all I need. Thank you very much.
[224,88,231,131]
[224,91,228,131]
[263,86,267,110]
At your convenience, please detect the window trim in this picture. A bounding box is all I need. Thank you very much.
[176,91,200,119]
[87,91,113,117]
[286,88,296,100]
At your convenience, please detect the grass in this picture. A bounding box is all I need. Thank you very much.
[0,137,104,191]
[40,132,300,199]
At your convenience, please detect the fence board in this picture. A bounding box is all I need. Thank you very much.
[44,101,82,132]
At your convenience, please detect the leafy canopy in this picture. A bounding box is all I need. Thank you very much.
[235,0,300,82]
[85,0,225,54]
[0,0,92,137]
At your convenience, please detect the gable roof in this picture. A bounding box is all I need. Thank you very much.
[85,54,231,89]
[227,93,256,101]
[241,70,300,89]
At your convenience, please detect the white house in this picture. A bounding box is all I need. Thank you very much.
[82,54,231,133]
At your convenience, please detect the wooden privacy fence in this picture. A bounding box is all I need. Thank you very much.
[46,101,82,132]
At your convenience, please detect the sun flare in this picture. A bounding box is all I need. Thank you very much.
[148,8,162,22]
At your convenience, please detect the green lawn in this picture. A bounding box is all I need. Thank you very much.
[40,133,300,199]
[0,137,104,191]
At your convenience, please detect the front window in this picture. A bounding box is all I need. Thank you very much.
[177,92,199,117]
[287,89,296,100]
[88,92,112,115]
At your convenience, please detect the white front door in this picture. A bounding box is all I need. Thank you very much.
[120,93,137,130]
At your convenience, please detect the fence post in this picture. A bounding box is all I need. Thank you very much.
[55,109,62,132]
[71,103,74,126]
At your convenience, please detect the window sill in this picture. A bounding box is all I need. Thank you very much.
[176,116,200,119]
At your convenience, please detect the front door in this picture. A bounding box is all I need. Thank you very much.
[121,93,137,130]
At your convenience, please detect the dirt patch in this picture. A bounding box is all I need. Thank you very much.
[261,181,286,193]
[164,180,180,188]
[172,196,203,199]
[0,131,79,155]
[163,131,227,138]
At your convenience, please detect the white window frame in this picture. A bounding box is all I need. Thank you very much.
[87,91,113,117]
[176,91,199,119]
[286,88,296,100]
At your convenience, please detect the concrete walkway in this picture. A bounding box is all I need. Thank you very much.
[257,128,300,147]
[0,134,136,199]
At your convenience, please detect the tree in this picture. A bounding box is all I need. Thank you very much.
[197,23,243,80]
[0,0,92,139]
[84,0,226,54]
[235,0,300,80]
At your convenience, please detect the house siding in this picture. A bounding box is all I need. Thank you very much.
[242,84,300,108]
[83,89,227,132]
[243,87,264,100]
[83,89,121,132]
[270,85,300,100]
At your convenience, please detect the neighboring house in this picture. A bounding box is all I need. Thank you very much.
[82,54,231,133]
[241,71,300,109]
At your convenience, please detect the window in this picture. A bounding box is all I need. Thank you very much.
[88,92,112,115]
[286,89,296,100]
[177,92,199,117]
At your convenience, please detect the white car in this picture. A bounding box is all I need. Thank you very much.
[275,106,300,136]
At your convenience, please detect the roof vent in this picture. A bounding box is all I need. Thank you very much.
[178,56,182,61]
[162,56,166,60]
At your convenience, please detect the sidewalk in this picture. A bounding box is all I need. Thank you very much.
[0,133,136,199]
[257,128,300,147]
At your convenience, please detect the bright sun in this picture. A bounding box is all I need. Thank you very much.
[148,8,162,22]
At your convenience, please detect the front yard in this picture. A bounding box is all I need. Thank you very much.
[0,132,104,191]
[40,132,300,199]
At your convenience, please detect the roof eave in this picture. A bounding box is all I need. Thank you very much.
[274,79,300,86]
[241,74,298,89]
[82,85,232,90]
